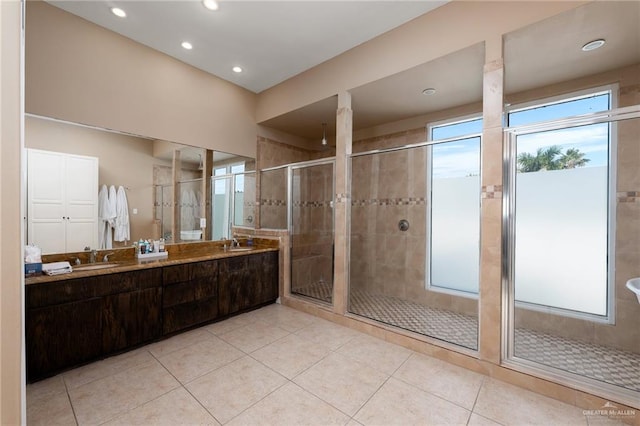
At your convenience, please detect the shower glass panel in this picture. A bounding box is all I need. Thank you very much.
[212,175,231,240]
[428,136,481,295]
[349,145,479,350]
[233,171,256,228]
[260,167,288,229]
[155,184,173,241]
[290,161,335,304]
[506,111,640,398]
[177,180,203,240]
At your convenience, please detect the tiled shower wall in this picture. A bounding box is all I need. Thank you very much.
[257,136,332,229]
[291,164,334,294]
[350,130,477,317]
[260,167,288,230]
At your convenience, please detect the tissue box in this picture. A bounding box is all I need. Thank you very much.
[25,262,42,276]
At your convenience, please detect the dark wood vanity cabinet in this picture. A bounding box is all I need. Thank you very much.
[26,276,104,382]
[101,269,163,353]
[162,260,219,335]
[164,252,279,334]
[26,269,163,381]
[26,295,103,382]
[249,251,279,306]
[218,251,279,317]
[26,250,279,381]
[218,255,250,316]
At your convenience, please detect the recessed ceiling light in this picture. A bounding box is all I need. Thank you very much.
[202,0,219,11]
[181,41,193,50]
[232,66,243,73]
[422,88,436,96]
[582,39,605,52]
[111,7,126,18]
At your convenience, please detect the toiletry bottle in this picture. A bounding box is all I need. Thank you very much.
[159,238,165,252]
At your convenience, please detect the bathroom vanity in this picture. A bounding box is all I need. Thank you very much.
[25,242,279,382]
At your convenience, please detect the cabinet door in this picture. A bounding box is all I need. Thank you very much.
[218,256,249,317]
[162,261,219,335]
[26,297,102,382]
[65,154,99,252]
[27,149,66,254]
[253,251,279,306]
[27,149,99,253]
[102,287,162,353]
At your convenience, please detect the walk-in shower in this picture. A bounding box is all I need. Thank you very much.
[503,106,640,400]
[348,139,480,351]
[289,160,335,304]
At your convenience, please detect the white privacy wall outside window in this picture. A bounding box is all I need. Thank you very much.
[427,119,482,295]
[514,165,608,315]
[509,89,613,318]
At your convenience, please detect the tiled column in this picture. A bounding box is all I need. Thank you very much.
[479,39,504,364]
[333,91,353,314]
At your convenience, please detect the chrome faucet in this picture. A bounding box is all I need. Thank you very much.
[231,237,239,248]
[84,246,97,263]
[102,252,115,263]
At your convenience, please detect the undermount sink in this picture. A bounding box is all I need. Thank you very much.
[228,247,253,252]
[73,262,121,271]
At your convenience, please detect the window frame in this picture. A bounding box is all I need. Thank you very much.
[425,114,483,299]
[505,84,618,323]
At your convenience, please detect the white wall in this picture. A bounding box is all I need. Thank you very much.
[515,167,608,315]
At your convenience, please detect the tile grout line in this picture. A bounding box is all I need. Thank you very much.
[62,376,80,426]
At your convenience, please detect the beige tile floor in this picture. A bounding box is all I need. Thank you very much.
[27,304,625,425]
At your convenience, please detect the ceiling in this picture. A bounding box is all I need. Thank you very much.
[47,0,446,94]
[262,1,639,145]
[47,1,639,148]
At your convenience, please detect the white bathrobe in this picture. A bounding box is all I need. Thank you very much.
[98,184,116,249]
[106,185,118,248]
[114,186,130,242]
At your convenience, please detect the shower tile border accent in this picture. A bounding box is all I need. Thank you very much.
[335,193,349,204]
[481,185,502,199]
[260,199,287,207]
[351,197,427,207]
[617,191,640,203]
[292,201,333,208]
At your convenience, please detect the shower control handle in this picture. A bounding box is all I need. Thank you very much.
[398,219,410,232]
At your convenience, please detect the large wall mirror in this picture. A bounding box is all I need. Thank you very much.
[25,114,256,253]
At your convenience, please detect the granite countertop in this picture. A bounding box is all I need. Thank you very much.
[25,239,279,285]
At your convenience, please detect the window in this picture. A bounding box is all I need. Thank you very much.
[507,86,615,319]
[427,116,482,296]
[212,163,250,240]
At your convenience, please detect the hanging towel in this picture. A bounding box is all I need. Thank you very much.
[98,184,114,249]
[105,185,117,249]
[114,186,130,242]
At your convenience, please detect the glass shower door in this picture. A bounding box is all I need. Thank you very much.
[212,175,232,240]
[289,161,335,304]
